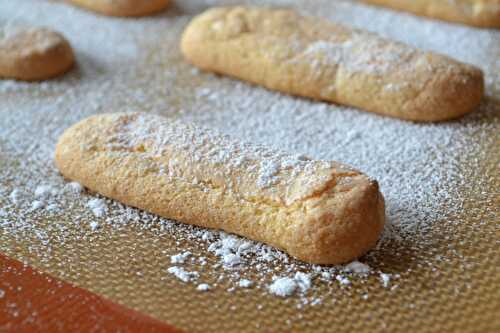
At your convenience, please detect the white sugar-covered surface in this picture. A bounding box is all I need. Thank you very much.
[0,0,499,323]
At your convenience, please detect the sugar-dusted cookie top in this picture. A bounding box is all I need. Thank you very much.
[57,112,363,207]
[181,7,484,122]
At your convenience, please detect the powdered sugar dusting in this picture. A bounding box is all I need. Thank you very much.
[197,283,210,291]
[171,251,192,264]
[269,277,297,297]
[168,266,199,283]
[99,112,350,206]
[87,198,107,218]
[345,261,371,274]
[238,279,253,288]
[0,26,66,54]
[300,33,418,76]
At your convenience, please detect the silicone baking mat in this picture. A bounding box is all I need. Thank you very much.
[0,0,499,332]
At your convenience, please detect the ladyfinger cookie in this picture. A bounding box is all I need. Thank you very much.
[55,113,385,265]
[0,27,74,81]
[68,0,170,17]
[362,0,500,28]
[181,7,484,122]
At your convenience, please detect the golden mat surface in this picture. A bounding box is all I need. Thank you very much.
[0,0,499,332]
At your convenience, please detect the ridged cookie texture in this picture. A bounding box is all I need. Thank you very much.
[55,113,385,265]
[181,6,484,122]
[0,27,74,81]
[68,0,170,17]
[362,0,500,28]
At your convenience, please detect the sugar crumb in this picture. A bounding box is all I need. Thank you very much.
[269,277,297,297]
[238,279,253,288]
[380,273,391,288]
[171,251,191,264]
[197,283,210,292]
[87,198,107,218]
[167,266,198,283]
[89,221,99,231]
[345,261,371,274]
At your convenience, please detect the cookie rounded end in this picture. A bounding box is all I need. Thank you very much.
[404,63,484,122]
[288,176,385,265]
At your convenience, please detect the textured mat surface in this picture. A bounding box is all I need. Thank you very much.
[0,254,182,332]
[0,1,499,332]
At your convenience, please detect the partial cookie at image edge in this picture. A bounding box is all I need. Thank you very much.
[0,27,75,81]
[67,0,171,17]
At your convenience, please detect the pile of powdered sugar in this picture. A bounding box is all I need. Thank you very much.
[0,0,498,306]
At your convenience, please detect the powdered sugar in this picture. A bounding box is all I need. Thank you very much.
[101,112,341,207]
[89,221,100,231]
[197,283,210,291]
[9,189,27,206]
[168,266,199,283]
[269,272,315,297]
[269,277,297,297]
[171,251,192,264]
[344,261,371,275]
[336,275,351,286]
[223,253,243,266]
[238,279,253,288]
[66,182,83,194]
[87,198,107,218]
[34,185,59,199]
[31,200,44,211]
[294,272,312,292]
[380,273,391,288]
[300,33,418,76]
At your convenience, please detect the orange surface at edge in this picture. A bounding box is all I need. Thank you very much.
[0,253,185,333]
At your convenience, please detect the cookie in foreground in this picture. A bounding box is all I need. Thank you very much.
[0,27,74,81]
[68,0,170,17]
[55,113,385,265]
[181,6,484,122]
[362,0,500,28]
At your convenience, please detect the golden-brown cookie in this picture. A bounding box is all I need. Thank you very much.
[181,6,484,122]
[55,113,385,265]
[68,0,170,17]
[361,0,500,28]
[0,27,74,81]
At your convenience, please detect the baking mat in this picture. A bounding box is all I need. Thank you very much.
[0,254,182,332]
[0,0,499,332]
